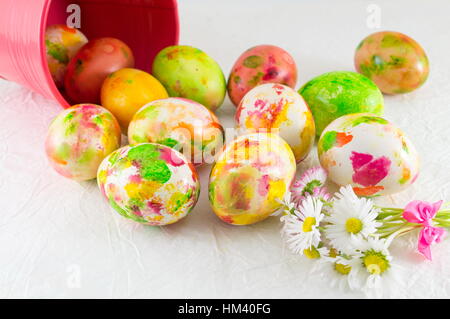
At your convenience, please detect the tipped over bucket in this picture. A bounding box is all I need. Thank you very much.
[0,0,179,107]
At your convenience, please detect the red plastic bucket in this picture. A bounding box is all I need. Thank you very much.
[0,0,179,108]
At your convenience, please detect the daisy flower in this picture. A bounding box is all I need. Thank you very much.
[324,185,381,254]
[291,166,328,203]
[302,244,330,260]
[347,236,399,297]
[312,186,332,201]
[334,184,359,203]
[312,252,354,291]
[272,190,295,217]
[281,196,324,255]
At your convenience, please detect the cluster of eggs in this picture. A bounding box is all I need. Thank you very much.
[45,26,426,227]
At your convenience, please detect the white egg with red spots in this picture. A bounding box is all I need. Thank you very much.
[318,113,420,196]
[235,83,315,162]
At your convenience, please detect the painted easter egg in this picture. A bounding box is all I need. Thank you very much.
[128,98,224,165]
[65,37,135,104]
[318,113,420,196]
[101,68,168,131]
[227,45,297,107]
[45,25,88,88]
[235,83,315,163]
[299,71,384,137]
[152,45,226,111]
[97,143,200,226]
[45,104,121,181]
[355,31,429,94]
[209,133,296,225]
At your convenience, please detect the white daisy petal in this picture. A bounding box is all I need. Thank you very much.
[281,196,325,255]
[346,236,399,298]
[311,250,356,292]
[324,185,381,254]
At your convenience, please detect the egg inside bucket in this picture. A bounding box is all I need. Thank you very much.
[209,133,296,225]
[98,143,200,226]
[45,25,88,88]
[318,113,420,196]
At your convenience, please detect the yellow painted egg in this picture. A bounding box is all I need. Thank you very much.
[209,133,296,225]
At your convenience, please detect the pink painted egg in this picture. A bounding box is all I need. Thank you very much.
[318,113,420,196]
[45,104,121,181]
[235,83,315,163]
[227,45,297,107]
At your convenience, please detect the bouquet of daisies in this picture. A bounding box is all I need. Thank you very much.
[278,167,450,297]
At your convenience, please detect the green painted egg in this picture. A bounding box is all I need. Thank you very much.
[152,45,226,112]
[298,71,384,137]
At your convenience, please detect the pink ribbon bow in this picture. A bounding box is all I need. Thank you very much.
[402,200,446,261]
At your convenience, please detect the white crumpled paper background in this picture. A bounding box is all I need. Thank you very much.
[1,0,449,298]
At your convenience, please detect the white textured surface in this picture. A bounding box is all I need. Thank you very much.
[1,0,450,298]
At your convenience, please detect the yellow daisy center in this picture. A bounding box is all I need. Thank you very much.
[363,250,389,275]
[303,246,320,259]
[334,263,351,275]
[328,248,338,258]
[302,217,316,232]
[345,217,363,234]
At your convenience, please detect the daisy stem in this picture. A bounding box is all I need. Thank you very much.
[378,224,420,238]
[377,207,403,212]
[379,220,406,228]
[390,226,419,239]
[377,207,450,218]
[433,219,450,228]
[376,210,404,219]
[436,211,450,218]
[377,212,399,219]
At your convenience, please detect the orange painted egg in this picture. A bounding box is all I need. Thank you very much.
[101,68,168,131]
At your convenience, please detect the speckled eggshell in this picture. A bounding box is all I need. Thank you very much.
[97,143,200,226]
[101,68,168,131]
[152,45,226,111]
[45,104,121,181]
[355,31,429,94]
[128,98,224,166]
[235,83,315,163]
[299,71,384,137]
[64,37,135,104]
[318,113,420,196]
[227,45,297,107]
[45,25,88,88]
[209,133,296,225]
